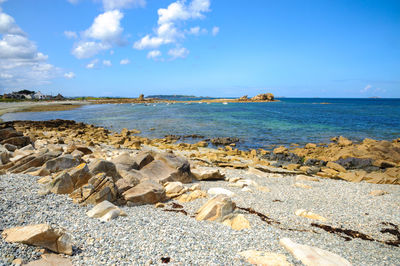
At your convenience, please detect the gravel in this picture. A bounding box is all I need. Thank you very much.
[1,171,400,265]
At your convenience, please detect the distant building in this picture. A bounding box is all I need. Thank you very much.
[2,90,64,100]
[33,91,46,100]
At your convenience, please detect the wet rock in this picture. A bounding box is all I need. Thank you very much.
[280,238,351,266]
[305,159,326,167]
[3,143,17,152]
[2,224,73,255]
[123,180,166,205]
[195,194,235,222]
[238,250,291,266]
[335,157,376,171]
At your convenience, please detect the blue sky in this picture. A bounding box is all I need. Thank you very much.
[0,0,399,98]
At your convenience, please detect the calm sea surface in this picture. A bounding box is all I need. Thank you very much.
[2,98,400,150]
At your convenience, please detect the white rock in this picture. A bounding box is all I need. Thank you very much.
[208,187,235,197]
[280,238,352,266]
[86,200,124,222]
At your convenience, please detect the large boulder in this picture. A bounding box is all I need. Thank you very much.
[68,163,92,189]
[195,194,236,222]
[123,180,166,205]
[1,224,72,255]
[88,159,121,181]
[0,127,22,140]
[134,151,154,169]
[40,155,80,175]
[111,152,139,172]
[48,172,74,194]
[5,151,62,174]
[140,153,193,184]
[1,136,31,148]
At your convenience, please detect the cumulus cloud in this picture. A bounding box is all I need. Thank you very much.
[103,60,112,66]
[72,41,111,59]
[133,0,211,56]
[168,47,188,59]
[84,10,124,42]
[120,58,130,64]
[86,59,99,69]
[147,50,161,59]
[64,31,78,39]
[186,26,207,35]
[0,9,60,88]
[211,26,219,36]
[64,72,76,79]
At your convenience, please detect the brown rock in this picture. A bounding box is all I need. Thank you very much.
[88,159,121,181]
[273,146,288,154]
[41,155,80,175]
[337,136,353,146]
[191,168,225,181]
[123,180,166,205]
[177,190,207,202]
[305,143,317,149]
[134,151,154,169]
[369,190,388,196]
[326,162,347,173]
[195,194,235,222]
[25,254,73,266]
[0,127,22,141]
[285,164,300,171]
[111,152,139,172]
[68,163,92,189]
[2,224,72,255]
[222,214,251,230]
[1,136,31,148]
[49,172,74,194]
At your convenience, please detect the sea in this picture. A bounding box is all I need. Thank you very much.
[2,98,400,150]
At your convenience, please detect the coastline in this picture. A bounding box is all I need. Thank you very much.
[0,119,399,265]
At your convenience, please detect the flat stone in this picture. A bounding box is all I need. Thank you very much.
[296,175,320,182]
[86,200,125,222]
[295,209,327,221]
[195,194,235,222]
[178,190,207,202]
[25,254,73,266]
[192,168,225,181]
[208,187,235,197]
[238,250,291,266]
[123,180,166,205]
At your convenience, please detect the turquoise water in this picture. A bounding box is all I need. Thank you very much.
[2,98,400,150]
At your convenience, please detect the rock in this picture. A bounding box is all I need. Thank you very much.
[295,209,327,221]
[192,168,225,181]
[280,238,352,266]
[294,182,312,189]
[189,184,201,191]
[1,224,73,255]
[273,146,288,154]
[1,136,31,148]
[119,169,143,186]
[222,214,251,230]
[177,190,207,202]
[6,151,61,174]
[86,200,126,222]
[369,190,388,196]
[123,180,166,205]
[326,162,347,173]
[195,194,235,222]
[296,175,320,182]
[49,172,74,194]
[208,187,235,197]
[164,181,187,198]
[305,143,317,149]
[111,152,139,172]
[251,93,275,101]
[285,164,300,171]
[116,178,134,194]
[134,151,154,169]
[155,202,165,208]
[210,137,240,146]
[337,136,353,146]
[25,254,73,266]
[12,258,23,265]
[88,159,121,181]
[0,145,10,164]
[0,127,22,141]
[41,155,80,175]
[68,163,92,189]
[3,143,17,152]
[238,250,291,266]
[257,186,271,192]
[335,157,374,170]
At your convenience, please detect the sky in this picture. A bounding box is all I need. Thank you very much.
[0,0,399,98]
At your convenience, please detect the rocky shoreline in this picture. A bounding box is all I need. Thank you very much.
[0,119,399,265]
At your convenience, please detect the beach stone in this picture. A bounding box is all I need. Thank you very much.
[192,168,225,181]
[1,224,73,255]
[294,182,312,189]
[257,186,271,192]
[178,190,207,202]
[88,159,121,181]
[195,194,235,222]
[119,169,142,186]
[273,146,288,154]
[3,143,17,152]
[327,162,347,173]
[208,187,235,197]
[295,209,327,221]
[238,250,291,266]
[123,180,166,205]
[134,151,154,169]
[369,190,388,196]
[296,175,320,182]
[41,155,80,175]
[111,152,139,172]
[280,238,352,266]
[1,136,31,148]
[25,254,73,266]
[222,214,251,230]
[0,145,10,164]
[0,127,22,141]
[87,200,126,222]
[68,163,92,189]
[49,172,74,194]
[164,181,187,198]
[189,183,201,191]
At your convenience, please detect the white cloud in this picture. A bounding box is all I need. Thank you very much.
[212,26,219,36]
[0,9,60,88]
[84,10,124,43]
[186,26,207,35]
[360,84,372,93]
[168,47,188,59]
[147,50,161,59]
[120,58,130,64]
[103,60,112,66]
[86,59,99,69]
[64,31,78,39]
[102,0,146,10]
[72,41,110,59]
[133,0,210,54]
[64,72,76,79]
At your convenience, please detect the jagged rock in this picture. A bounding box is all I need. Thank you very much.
[1,224,72,255]
[295,209,327,221]
[280,238,352,266]
[68,163,92,189]
[192,168,225,181]
[111,152,139,172]
[123,180,166,205]
[177,190,207,202]
[251,93,274,101]
[337,136,353,146]
[208,187,235,197]
[119,169,143,186]
[88,159,121,181]
[5,151,62,174]
[0,127,22,140]
[195,194,235,222]
[86,200,126,222]
[189,184,201,191]
[238,250,291,266]
[48,172,74,194]
[70,173,118,204]
[134,151,154,169]
[273,146,289,154]
[1,136,31,148]
[164,181,187,198]
[115,179,133,193]
[40,155,80,175]
[25,254,73,266]
[222,214,250,230]
[3,143,17,152]
[305,143,317,149]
